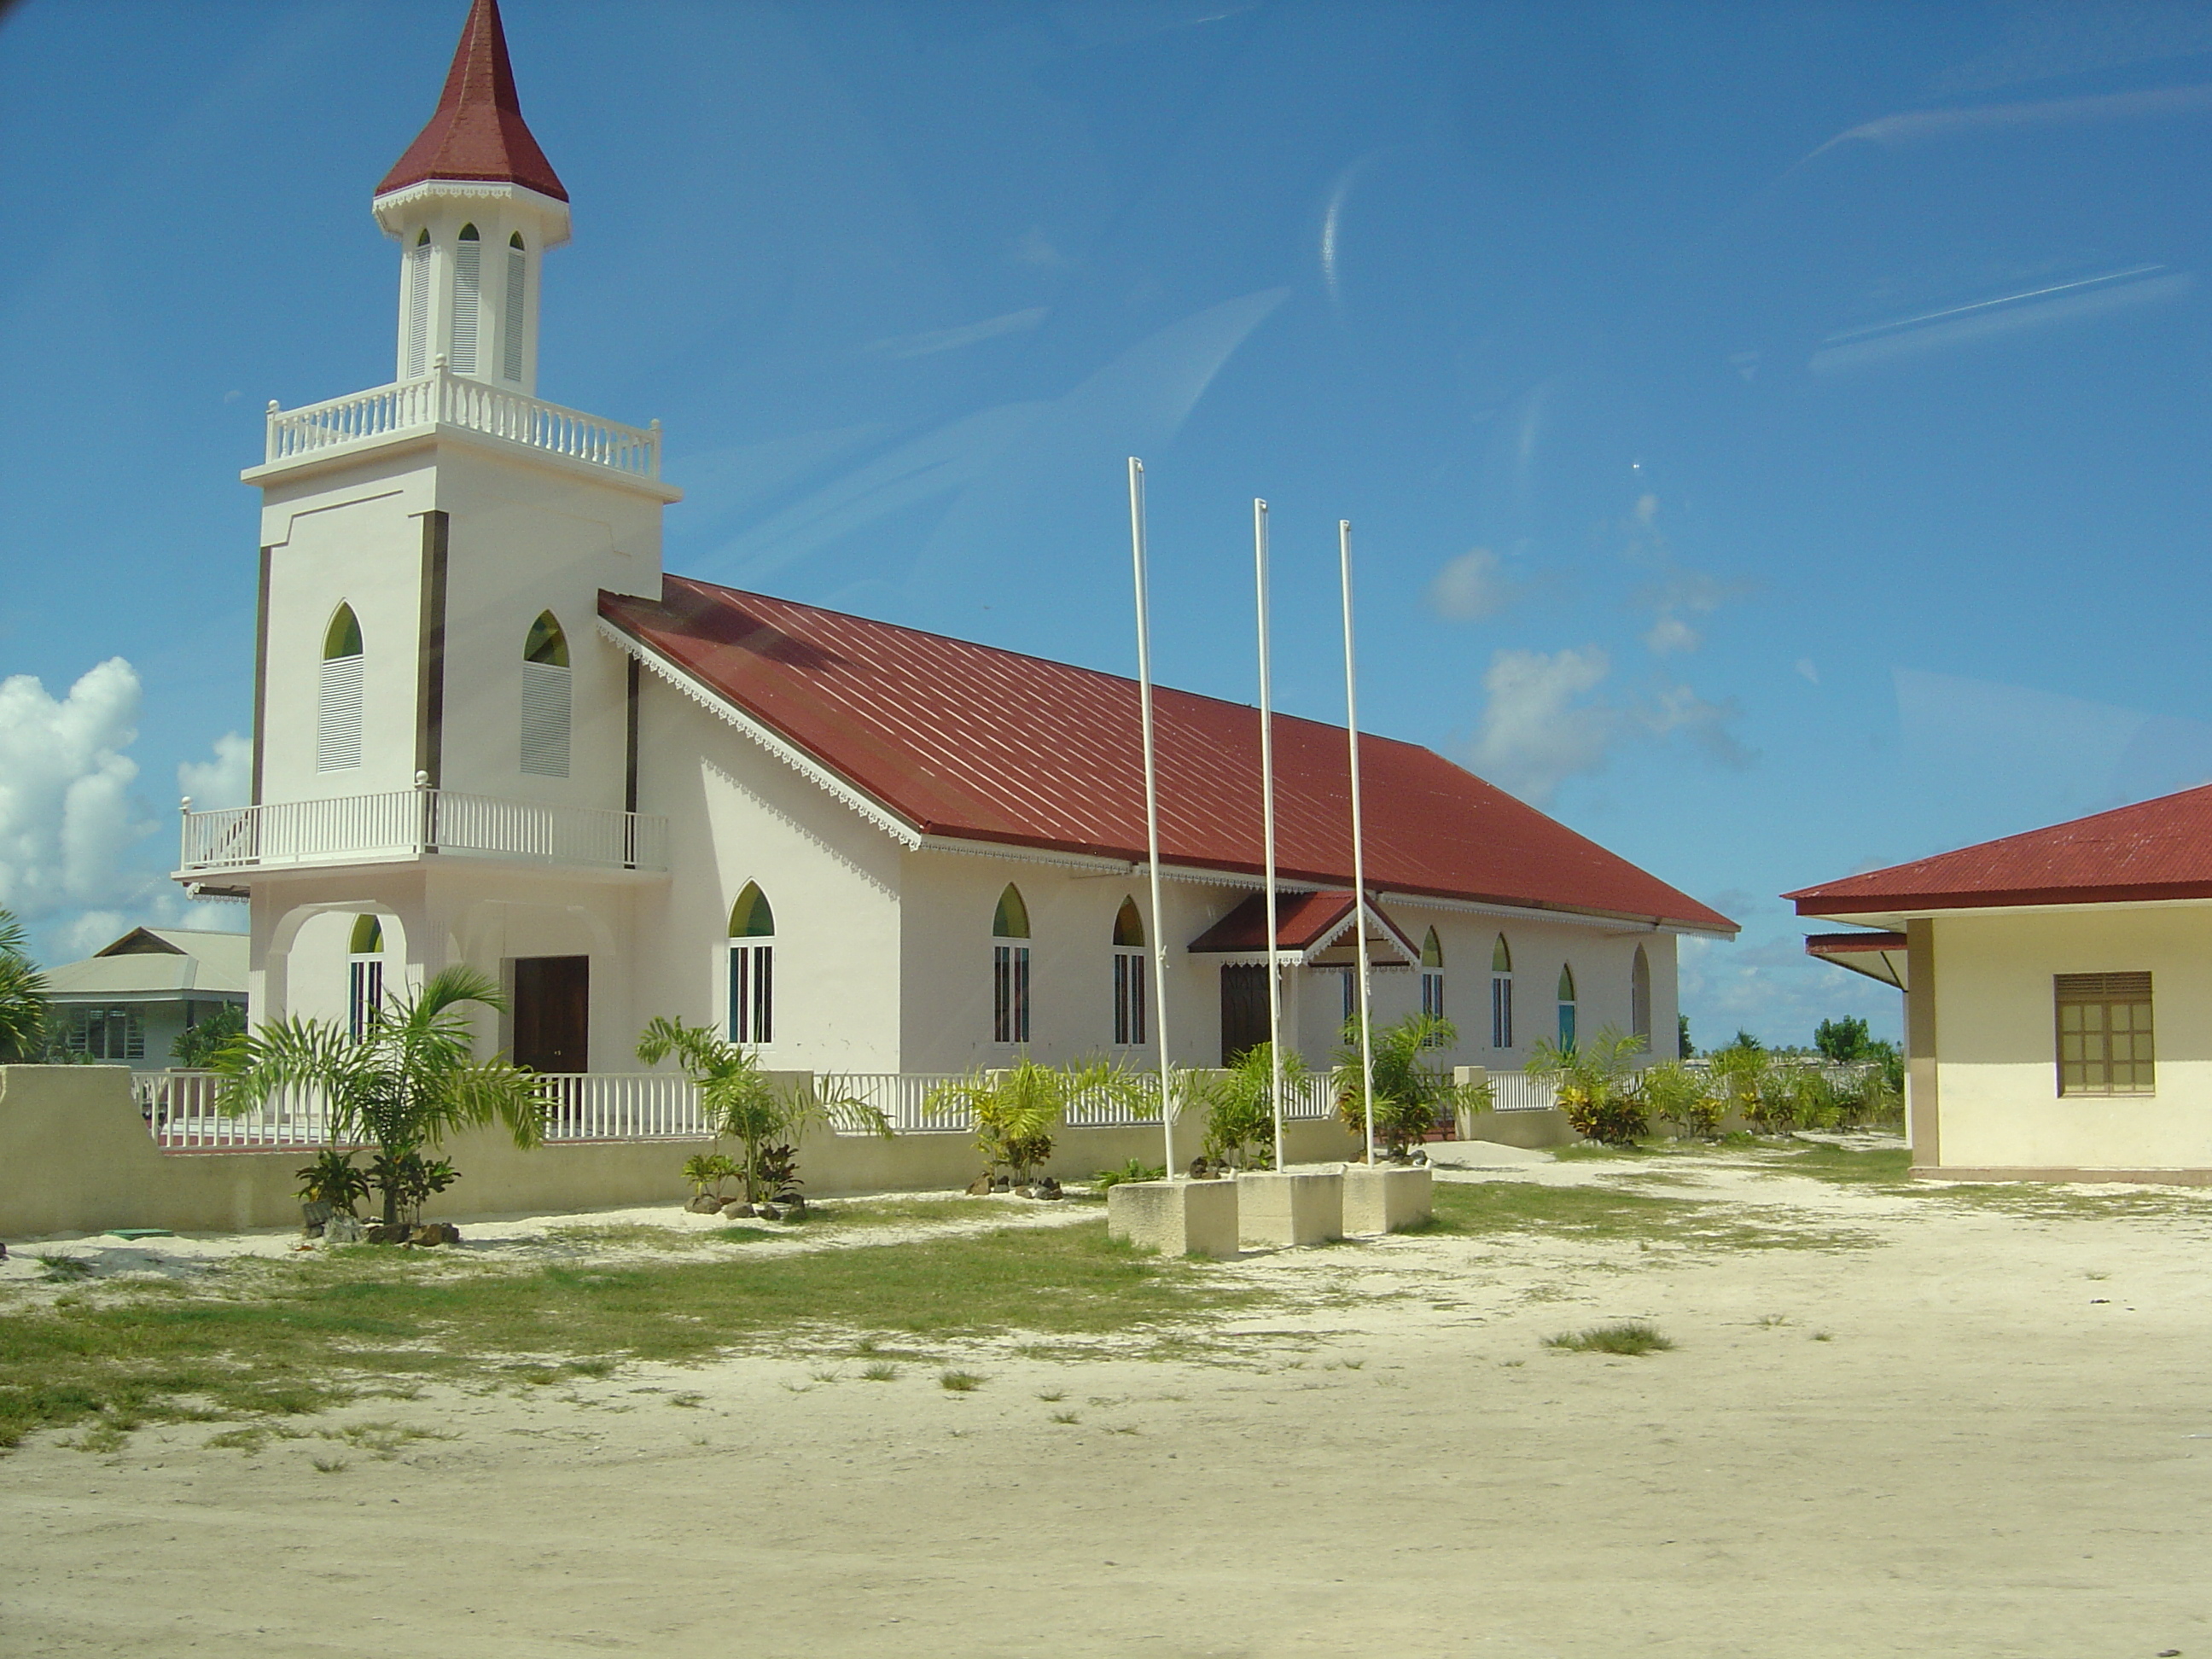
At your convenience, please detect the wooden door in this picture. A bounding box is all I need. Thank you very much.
[512,956,590,1074]
[1220,964,1271,1064]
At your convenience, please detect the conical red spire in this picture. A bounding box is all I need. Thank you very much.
[375,0,568,203]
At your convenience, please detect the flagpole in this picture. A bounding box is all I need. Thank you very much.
[1254,498,1285,1172]
[1128,458,1176,1179]
[1341,519,1377,1163]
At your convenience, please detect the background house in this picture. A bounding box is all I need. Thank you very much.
[44,928,248,1066]
[1790,784,2212,1183]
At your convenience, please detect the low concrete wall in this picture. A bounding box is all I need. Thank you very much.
[0,1068,1359,1240]
[1458,1108,1575,1149]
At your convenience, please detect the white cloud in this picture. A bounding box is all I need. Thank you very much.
[0,659,154,924]
[1465,647,1617,803]
[1796,658,1819,684]
[1638,683,1754,769]
[1425,547,1520,621]
[1678,930,1901,1051]
[1644,614,1701,655]
[178,731,251,812]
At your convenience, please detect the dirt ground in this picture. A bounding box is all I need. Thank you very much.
[4,1146,2209,1658]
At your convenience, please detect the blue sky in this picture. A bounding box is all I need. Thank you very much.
[7,0,2212,1047]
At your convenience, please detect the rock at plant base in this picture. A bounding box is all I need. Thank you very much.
[365,1223,410,1244]
[754,1202,782,1221]
[780,1197,807,1217]
[409,1222,460,1247]
[322,1214,364,1244]
[992,1176,1012,1192]
[685,1194,724,1214]
[966,1176,994,1196]
[721,1202,756,1219]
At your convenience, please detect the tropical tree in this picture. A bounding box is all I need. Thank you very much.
[637,1016,889,1203]
[925,1057,1153,1184]
[172,1003,246,1069]
[218,965,544,1226]
[1813,1015,1873,1062]
[1528,1027,1650,1145]
[0,909,50,1063]
[1194,1043,1305,1170]
[1332,1012,1486,1158]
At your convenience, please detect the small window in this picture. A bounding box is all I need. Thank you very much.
[520,612,570,777]
[451,224,482,374]
[348,914,384,1042]
[509,232,525,249]
[1489,933,1513,1049]
[992,884,1030,1044]
[1557,963,1578,1052]
[503,237,527,381]
[1112,897,1147,1045]
[727,883,775,1045]
[404,234,434,377]
[1420,927,1446,1039]
[2056,972,2154,1096]
[317,605,364,772]
[70,1006,143,1062]
[1631,945,1652,1049]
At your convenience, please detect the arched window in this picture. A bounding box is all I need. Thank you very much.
[1112,897,1148,1046]
[1631,945,1652,1050]
[405,229,434,378]
[451,224,482,374]
[1489,933,1514,1050]
[992,883,1030,1044]
[520,611,571,777]
[504,232,527,382]
[348,914,384,1041]
[317,605,364,772]
[1557,963,1578,1052]
[1420,928,1446,1037]
[727,882,774,1045]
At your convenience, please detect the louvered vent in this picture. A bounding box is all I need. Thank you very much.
[404,242,434,378]
[451,236,481,374]
[504,249,527,382]
[521,661,571,777]
[317,655,364,771]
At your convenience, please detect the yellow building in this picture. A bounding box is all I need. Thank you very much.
[1790,785,2212,1184]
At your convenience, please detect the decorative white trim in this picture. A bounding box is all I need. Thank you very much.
[918,835,1134,875]
[1377,889,1729,939]
[372,179,572,244]
[602,618,925,850]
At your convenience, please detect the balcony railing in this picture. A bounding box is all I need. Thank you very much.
[177,788,669,876]
[263,364,661,480]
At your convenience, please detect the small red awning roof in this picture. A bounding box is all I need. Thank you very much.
[375,0,568,203]
[1804,930,1908,992]
[1186,891,1418,962]
[1787,783,2212,917]
[601,576,1736,934]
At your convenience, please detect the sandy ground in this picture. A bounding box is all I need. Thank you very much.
[4,1147,2210,1658]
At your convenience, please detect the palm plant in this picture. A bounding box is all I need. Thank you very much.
[925,1057,1154,1183]
[637,1016,889,1203]
[1640,1058,1722,1139]
[0,908,50,1063]
[218,965,544,1226]
[1195,1043,1306,1170]
[1528,1027,1650,1144]
[1332,1012,1482,1158]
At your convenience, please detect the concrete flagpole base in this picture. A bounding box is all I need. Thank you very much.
[1235,1167,1344,1248]
[1341,1163,1434,1234]
[1107,1177,1240,1258]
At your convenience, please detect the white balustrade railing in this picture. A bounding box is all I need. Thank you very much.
[178,788,668,876]
[137,1071,341,1152]
[818,1073,969,1135]
[1483,1072,1562,1113]
[533,1074,703,1142]
[265,366,661,479]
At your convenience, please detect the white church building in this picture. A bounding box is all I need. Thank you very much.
[180,0,1733,1103]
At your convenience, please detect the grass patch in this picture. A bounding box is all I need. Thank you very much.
[939,1370,984,1392]
[1763,1143,1915,1186]
[0,1220,1256,1452]
[1049,1410,1080,1423]
[33,1254,95,1283]
[1418,1179,1871,1253]
[860,1362,899,1382]
[1545,1321,1674,1356]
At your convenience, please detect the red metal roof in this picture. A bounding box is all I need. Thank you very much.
[375,0,568,204]
[602,576,1734,934]
[1187,891,1418,959]
[1787,783,2212,916]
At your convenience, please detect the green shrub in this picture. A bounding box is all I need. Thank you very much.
[1094,1158,1167,1192]
[1640,1061,1721,1139]
[1195,1045,1301,1169]
[1544,1321,1674,1355]
[1528,1029,1649,1145]
[1333,1013,1486,1156]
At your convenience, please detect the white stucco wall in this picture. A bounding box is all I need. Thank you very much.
[1933,906,2212,1172]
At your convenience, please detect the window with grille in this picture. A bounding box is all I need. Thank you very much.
[1419,927,1445,1042]
[1631,944,1652,1049]
[521,612,571,777]
[1111,897,1146,1045]
[1490,933,1513,1049]
[70,1007,143,1061]
[451,224,481,373]
[728,883,774,1045]
[317,604,364,772]
[504,235,527,382]
[348,913,385,1041]
[2056,972,2154,1096]
[992,884,1031,1044]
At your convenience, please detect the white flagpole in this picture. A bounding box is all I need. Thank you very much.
[1128,458,1176,1179]
[1254,498,1285,1172]
[1341,519,1377,1163]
